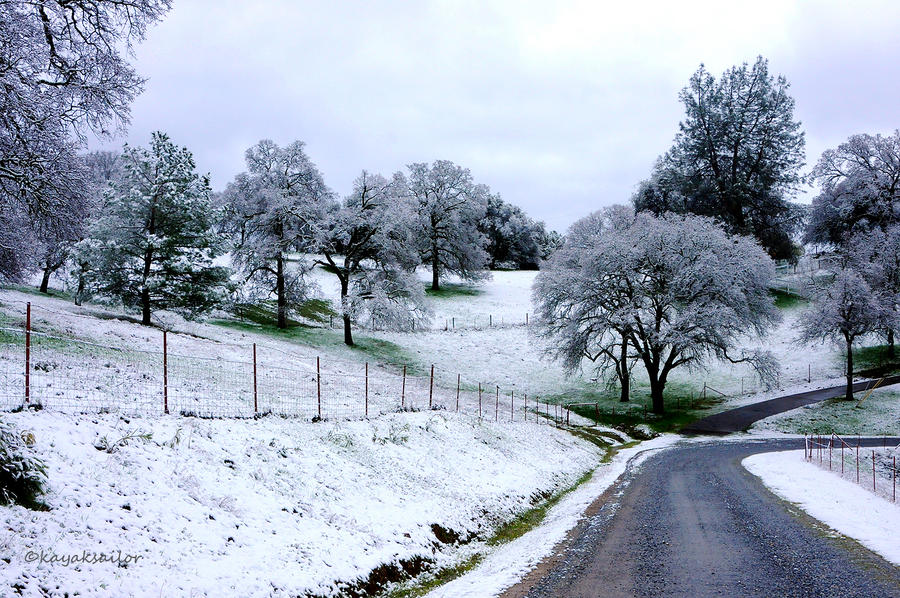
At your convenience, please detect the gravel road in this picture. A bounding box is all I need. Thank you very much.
[502,438,900,598]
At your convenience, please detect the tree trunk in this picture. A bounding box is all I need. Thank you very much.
[431,243,440,291]
[887,329,895,360]
[649,377,665,414]
[619,335,630,402]
[276,254,287,329]
[39,266,52,294]
[141,287,152,326]
[845,335,854,401]
[340,275,353,346]
[74,267,86,306]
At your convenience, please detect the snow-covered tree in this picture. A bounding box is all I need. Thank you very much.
[534,211,780,413]
[478,195,549,269]
[220,140,334,329]
[634,57,806,260]
[315,171,429,345]
[401,160,490,290]
[534,206,637,402]
[849,226,900,358]
[805,131,900,246]
[82,133,229,325]
[0,0,169,280]
[798,268,888,400]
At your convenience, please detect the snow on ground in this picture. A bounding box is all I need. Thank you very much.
[424,435,680,598]
[0,410,602,598]
[743,450,900,565]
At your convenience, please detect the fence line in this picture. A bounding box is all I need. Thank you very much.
[805,433,898,503]
[1,302,569,426]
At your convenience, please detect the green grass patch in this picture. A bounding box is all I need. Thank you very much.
[771,289,807,310]
[1,284,75,301]
[424,283,484,298]
[387,554,484,598]
[853,344,900,378]
[212,316,427,375]
[232,299,336,328]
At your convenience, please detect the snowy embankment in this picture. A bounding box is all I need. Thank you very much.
[1,410,602,597]
[743,450,900,565]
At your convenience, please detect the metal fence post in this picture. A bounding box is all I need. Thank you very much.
[478,383,482,418]
[873,450,876,492]
[24,302,31,404]
[510,390,514,422]
[494,385,499,422]
[365,362,369,418]
[524,393,527,421]
[316,356,322,420]
[163,330,169,414]
[456,374,460,413]
[252,342,258,414]
[401,365,406,409]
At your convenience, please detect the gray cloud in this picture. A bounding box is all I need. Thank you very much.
[103,0,900,232]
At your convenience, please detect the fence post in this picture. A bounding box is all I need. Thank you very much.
[566,407,570,426]
[401,365,406,409]
[478,383,482,418]
[365,362,369,418]
[495,385,499,422]
[429,364,434,409]
[162,329,168,414]
[316,356,322,420]
[510,390,514,422]
[456,374,460,413]
[489,314,492,327]
[873,450,876,492]
[24,302,31,404]
[452,317,455,329]
[893,456,896,502]
[524,393,527,421]
[526,312,529,326]
[856,445,860,484]
[252,343,258,414]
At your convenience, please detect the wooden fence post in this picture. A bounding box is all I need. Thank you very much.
[24,302,31,404]
[252,343,258,414]
[162,330,169,414]
[316,356,322,420]
[478,383,482,418]
[429,364,434,409]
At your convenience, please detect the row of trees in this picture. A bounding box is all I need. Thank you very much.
[18,134,557,346]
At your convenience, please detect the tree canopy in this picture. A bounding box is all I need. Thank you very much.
[634,57,806,260]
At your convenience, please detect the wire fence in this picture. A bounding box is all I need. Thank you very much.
[805,433,899,503]
[323,312,534,332]
[0,302,569,426]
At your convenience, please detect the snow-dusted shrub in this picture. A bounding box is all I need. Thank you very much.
[0,421,47,509]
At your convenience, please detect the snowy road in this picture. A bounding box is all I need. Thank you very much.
[500,438,900,598]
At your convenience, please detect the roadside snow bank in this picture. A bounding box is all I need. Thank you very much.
[0,410,601,597]
[425,434,680,597]
[743,450,900,565]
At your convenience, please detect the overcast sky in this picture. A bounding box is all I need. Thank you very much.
[107,0,900,233]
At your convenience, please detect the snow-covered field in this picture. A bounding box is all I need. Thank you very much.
[752,386,900,436]
[744,450,900,565]
[0,410,602,597]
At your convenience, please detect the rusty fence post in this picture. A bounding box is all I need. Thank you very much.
[252,343,258,414]
[162,330,169,414]
[316,356,322,420]
[429,364,434,409]
[365,362,369,418]
[24,302,31,404]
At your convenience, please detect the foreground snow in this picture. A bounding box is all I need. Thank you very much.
[1,410,601,597]
[743,450,900,565]
[425,435,680,598]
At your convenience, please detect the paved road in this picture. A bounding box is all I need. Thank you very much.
[683,375,900,434]
[502,438,900,598]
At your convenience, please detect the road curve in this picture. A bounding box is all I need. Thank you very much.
[501,438,900,598]
[683,375,900,434]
